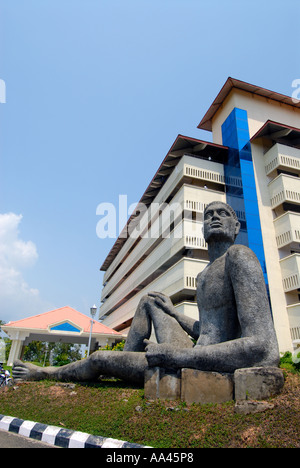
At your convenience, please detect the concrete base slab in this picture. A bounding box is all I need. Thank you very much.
[234,367,284,401]
[144,366,284,405]
[181,369,234,405]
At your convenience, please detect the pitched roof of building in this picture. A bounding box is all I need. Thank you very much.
[3,306,121,335]
[250,120,300,149]
[198,77,300,132]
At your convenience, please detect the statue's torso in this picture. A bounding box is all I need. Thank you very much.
[196,251,241,345]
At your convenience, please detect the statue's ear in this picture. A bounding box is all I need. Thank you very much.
[235,220,241,235]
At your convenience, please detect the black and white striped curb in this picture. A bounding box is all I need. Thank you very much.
[0,414,149,448]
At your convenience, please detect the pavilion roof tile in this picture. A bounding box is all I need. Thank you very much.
[4,306,121,335]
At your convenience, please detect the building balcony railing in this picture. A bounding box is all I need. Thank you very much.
[268,174,300,209]
[102,184,225,299]
[264,143,300,176]
[102,155,225,284]
[183,187,226,215]
[99,257,207,321]
[101,218,207,301]
[286,303,300,346]
[279,253,300,292]
[273,211,300,248]
[184,163,225,185]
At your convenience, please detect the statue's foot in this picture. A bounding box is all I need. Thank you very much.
[12,359,42,381]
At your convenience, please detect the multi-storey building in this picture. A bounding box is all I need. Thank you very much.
[99,77,300,354]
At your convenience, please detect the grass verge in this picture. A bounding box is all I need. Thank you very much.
[0,367,299,448]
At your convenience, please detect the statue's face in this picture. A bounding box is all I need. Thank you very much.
[203,202,240,244]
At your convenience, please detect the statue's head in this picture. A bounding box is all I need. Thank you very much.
[203,201,240,244]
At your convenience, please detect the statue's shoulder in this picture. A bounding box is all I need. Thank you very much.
[226,244,268,297]
[226,244,259,266]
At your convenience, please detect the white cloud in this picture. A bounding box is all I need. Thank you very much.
[0,213,48,323]
[0,213,38,268]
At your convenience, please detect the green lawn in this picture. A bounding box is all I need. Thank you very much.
[0,367,299,448]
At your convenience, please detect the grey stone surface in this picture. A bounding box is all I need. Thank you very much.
[144,367,160,400]
[159,368,181,400]
[181,368,234,405]
[234,367,284,401]
[234,400,275,415]
[13,201,281,389]
[144,367,181,400]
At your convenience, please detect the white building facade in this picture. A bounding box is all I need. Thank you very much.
[99,78,300,354]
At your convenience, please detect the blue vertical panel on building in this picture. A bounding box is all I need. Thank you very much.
[221,108,267,283]
[221,108,248,246]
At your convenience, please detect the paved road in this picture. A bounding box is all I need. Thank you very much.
[0,429,59,448]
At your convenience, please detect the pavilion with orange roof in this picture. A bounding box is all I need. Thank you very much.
[2,306,123,366]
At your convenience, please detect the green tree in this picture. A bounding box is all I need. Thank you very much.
[52,343,82,366]
[23,341,82,366]
[4,339,11,362]
[23,341,46,363]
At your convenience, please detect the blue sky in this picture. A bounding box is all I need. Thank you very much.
[0,0,299,323]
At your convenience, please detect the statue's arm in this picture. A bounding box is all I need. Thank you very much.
[148,292,200,340]
[145,336,268,373]
[172,313,199,341]
[227,245,278,344]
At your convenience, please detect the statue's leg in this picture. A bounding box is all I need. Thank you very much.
[57,351,147,384]
[13,351,148,385]
[124,295,193,352]
[13,294,191,384]
[123,296,152,351]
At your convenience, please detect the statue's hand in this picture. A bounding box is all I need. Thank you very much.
[144,339,171,367]
[12,359,40,381]
[147,292,176,317]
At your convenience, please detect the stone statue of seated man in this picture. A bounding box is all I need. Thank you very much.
[13,201,280,385]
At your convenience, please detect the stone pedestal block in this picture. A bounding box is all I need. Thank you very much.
[234,367,284,401]
[144,367,160,400]
[181,368,234,405]
[144,367,181,400]
[144,366,284,405]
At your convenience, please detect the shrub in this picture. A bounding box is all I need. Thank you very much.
[280,351,300,373]
[100,340,126,351]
